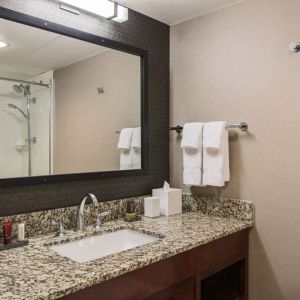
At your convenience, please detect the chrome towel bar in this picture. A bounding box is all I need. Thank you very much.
[170,122,248,134]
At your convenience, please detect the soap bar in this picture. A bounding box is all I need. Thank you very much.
[152,188,182,216]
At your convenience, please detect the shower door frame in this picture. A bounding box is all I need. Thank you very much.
[0,7,149,187]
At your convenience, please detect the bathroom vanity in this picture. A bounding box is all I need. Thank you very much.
[62,228,249,300]
[0,205,253,300]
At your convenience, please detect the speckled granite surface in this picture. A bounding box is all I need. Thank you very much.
[182,194,254,222]
[0,194,254,239]
[0,196,145,239]
[0,211,253,300]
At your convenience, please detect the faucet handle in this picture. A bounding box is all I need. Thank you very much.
[95,211,111,230]
[50,219,65,237]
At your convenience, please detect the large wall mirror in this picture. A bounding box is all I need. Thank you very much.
[0,9,148,186]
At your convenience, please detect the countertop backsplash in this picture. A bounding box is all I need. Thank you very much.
[0,194,254,239]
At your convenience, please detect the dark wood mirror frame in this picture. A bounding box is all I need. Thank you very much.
[0,7,149,188]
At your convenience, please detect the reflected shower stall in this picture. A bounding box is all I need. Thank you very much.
[0,76,52,178]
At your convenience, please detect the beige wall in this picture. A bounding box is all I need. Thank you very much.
[171,0,300,299]
[53,49,140,174]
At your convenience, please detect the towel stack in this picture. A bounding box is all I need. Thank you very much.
[118,127,141,170]
[181,121,230,187]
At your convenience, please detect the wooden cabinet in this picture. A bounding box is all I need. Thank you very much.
[201,260,246,300]
[146,278,195,300]
[62,229,249,300]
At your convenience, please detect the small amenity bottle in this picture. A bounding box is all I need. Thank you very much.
[3,221,13,245]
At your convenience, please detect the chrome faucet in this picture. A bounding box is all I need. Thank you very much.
[76,193,99,232]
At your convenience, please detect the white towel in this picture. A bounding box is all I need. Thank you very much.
[181,123,203,149]
[181,122,204,186]
[203,121,225,149]
[203,122,230,186]
[132,127,141,149]
[130,127,141,169]
[120,150,133,170]
[132,148,141,169]
[117,128,134,150]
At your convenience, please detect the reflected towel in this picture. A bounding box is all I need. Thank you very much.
[132,127,141,149]
[120,149,133,170]
[118,128,134,150]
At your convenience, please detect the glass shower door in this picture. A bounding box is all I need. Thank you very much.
[0,77,52,179]
[29,77,52,177]
[0,79,28,178]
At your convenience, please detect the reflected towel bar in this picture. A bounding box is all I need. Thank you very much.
[170,122,248,134]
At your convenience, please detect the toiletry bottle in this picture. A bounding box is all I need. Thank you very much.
[126,200,136,220]
[17,223,25,241]
[3,221,13,245]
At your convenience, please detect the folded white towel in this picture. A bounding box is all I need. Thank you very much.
[203,122,230,186]
[117,128,134,150]
[181,122,203,149]
[181,122,204,186]
[183,148,202,186]
[132,127,141,149]
[120,149,133,170]
[132,148,141,169]
[203,121,226,149]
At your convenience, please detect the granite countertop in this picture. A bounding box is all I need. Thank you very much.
[0,212,253,300]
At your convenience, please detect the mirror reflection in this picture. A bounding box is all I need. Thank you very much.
[0,18,142,179]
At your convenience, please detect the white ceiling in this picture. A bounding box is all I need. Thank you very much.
[0,0,244,79]
[118,0,243,25]
[0,18,107,80]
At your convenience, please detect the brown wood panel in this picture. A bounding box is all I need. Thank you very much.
[61,229,249,300]
[145,277,195,300]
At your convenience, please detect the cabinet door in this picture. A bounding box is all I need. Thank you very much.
[145,278,195,300]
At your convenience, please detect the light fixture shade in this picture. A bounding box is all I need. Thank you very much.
[0,41,8,48]
[60,0,115,18]
[112,5,128,23]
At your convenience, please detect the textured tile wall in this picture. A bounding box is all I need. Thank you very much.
[0,0,170,216]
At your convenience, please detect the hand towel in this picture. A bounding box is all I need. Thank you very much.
[117,128,134,150]
[203,122,230,186]
[120,149,133,170]
[132,148,141,169]
[181,122,204,186]
[132,127,141,149]
[203,121,226,149]
[181,122,203,149]
[128,127,141,169]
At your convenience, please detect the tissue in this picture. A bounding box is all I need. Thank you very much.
[163,181,170,190]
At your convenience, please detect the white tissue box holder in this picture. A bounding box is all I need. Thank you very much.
[144,197,160,218]
[152,188,182,216]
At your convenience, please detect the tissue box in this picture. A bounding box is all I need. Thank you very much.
[152,188,182,216]
[144,197,160,218]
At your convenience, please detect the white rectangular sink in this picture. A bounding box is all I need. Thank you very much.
[51,229,159,263]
